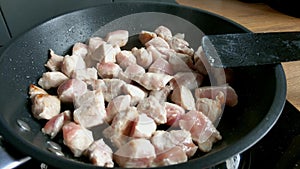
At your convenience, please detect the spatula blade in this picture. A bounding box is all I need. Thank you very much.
[202,32,300,68]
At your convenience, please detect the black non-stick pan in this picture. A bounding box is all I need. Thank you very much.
[0,2,286,169]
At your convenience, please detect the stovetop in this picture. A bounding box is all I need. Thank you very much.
[0,0,300,169]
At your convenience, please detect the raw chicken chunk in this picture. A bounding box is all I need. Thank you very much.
[62,122,94,157]
[152,146,187,167]
[131,114,157,139]
[122,84,147,106]
[148,57,173,75]
[171,85,196,111]
[57,79,87,103]
[116,50,136,69]
[97,62,122,79]
[145,37,170,49]
[154,25,172,40]
[106,95,131,123]
[164,102,185,126]
[72,42,88,59]
[45,49,64,71]
[90,43,119,63]
[85,139,114,167]
[131,47,153,69]
[131,72,173,91]
[149,85,173,104]
[102,79,126,102]
[72,67,98,82]
[29,84,48,98]
[42,110,71,138]
[38,71,69,90]
[105,30,129,47]
[61,54,86,77]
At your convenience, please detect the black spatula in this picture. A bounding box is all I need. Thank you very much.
[202,32,300,68]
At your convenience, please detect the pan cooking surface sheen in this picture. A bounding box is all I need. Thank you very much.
[0,2,286,169]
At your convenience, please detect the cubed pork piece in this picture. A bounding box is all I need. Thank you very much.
[73,90,107,128]
[31,93,61,120]
[116,50,137,69]
[167,36,194,56]
[90,43,119,63]
[97,62,122,79]
[131,47,153,69]
[45,49,64,71]
[103,107,139,148]
[139,30,157,45]
[152,146,187,167]
[171,85,196,111]
[194,85,238,107]
[148,57,173,75]
[42,110,71,138]
[137,96,167,124]
[170,72,204,90]
[146,45,168,61]
[38,72,69,90]
[122,84,147,106]
[71,67,98,82]
[61,54,86,77]
[102,79,126,102]
[57,79,87,103]
[29,84,48,98]
[179,110,222,152]
[62,122,94,157]
[154,25,172,40]
[106,95,131,123]
[145,37,170,49]
[123,64,145,79]
[72,42,88,59]
[87,37,106,53]
[114,138,156,168]
[105,30,129,47]
[85,139,114,168]
[131,114,157,139]
[131,72,173,91]
[149,85,173,104]
[164,102,185,127]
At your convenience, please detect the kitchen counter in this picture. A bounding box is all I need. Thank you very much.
[177,0,300,111]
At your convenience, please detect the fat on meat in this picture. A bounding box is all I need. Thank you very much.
[116,50,137,69]
[114,138,156,168]
[71,67,98,82]
[131,113,157,139]
[179,110,222,152]
[137,96,167,124]
[73,90,107,128]
[148,57,173,75]
[42,110,71,138]
[85,139,114,167]
[61,54,86,77]
[154,25,172,40]
[122,84,147,106]
[62,122,94,157]
[57,78,87,103]
[170,72,204,90]
[152,146,187,167]
[45,49,64,71]
[131,47,153,69]
[106,95,131,123]
[171,85,196,111]
[139,30,157,45]
[97,62,122,79]
[131,72,173,91]
[164,102,185,127]
[195,85,238,107]
[38,71,69,90]
[72,42,88,59]
[105,30,129,47]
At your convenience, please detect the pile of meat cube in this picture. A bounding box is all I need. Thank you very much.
[28,25,238,168]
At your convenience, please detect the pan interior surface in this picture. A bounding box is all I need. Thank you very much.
[0,2,286,169]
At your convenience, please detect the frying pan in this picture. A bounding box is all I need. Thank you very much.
[0,2,286,169]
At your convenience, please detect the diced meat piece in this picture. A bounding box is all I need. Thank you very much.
[154,25,172,40]
[147,45,168,61]
[123,64,145,78]
[45,49,64,71]
[151,130,174,153]
[72,67,98,82]
[29,84,48,98]
[97,62,122,79]
[148,57,173,75]
[139,30,157,45]
[174,33,185,39]
[152,146,187,167]
[84,54,99,68]
[72,42,88,59]
[57,79,87,103]
[170,72,204,90]
[38,72,69,90]
[164,102,185,126]
[103,107,139,148]
[87,37,106,53]
[85,139,114,167]
[62,122,94,157]
[195,85,238,107]
[61,54,86,77]
[87,79,106,92]
[167,36,194,56]
[171,85,196,111]
[105,30,129,47]
[131,72,173,91]
[114,138,156,168]
[106,95,131,123]
[73,90,107,128]
[42,110,71,138]
[90,43,119,63]
[168,53,194,73]
[149,85,173,104]
[131,114,156,139]
[116,50,136,69]
[145,37,170,49]
[179,110,222,152]
[137,96,167,124]
[122,84,147,106]
[102,79,126,102]
[31,93,61,120]
[131,47,153,69]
